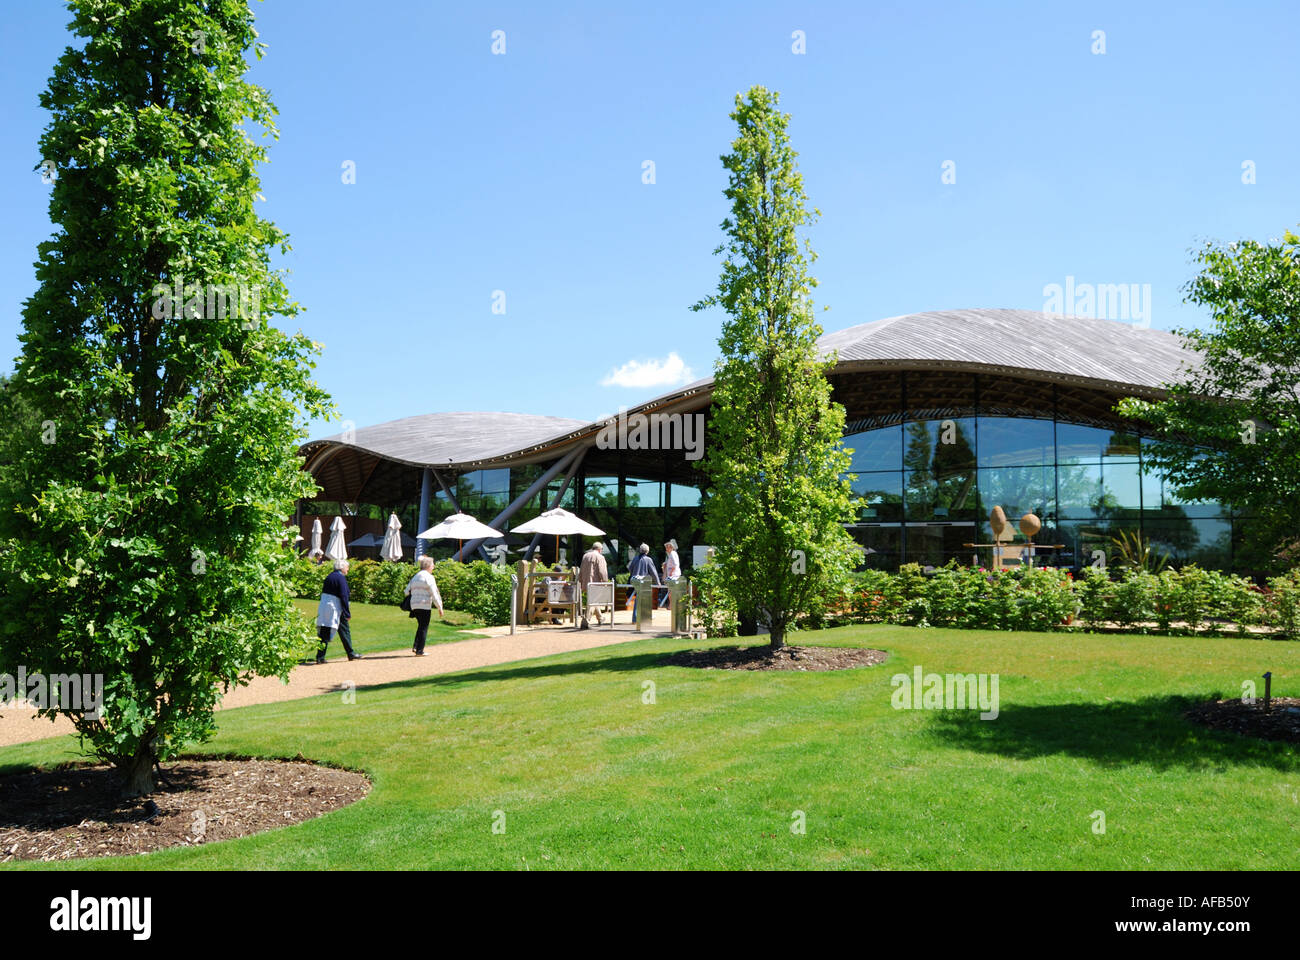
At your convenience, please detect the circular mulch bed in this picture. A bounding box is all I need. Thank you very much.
[662,644,887,672]
[1186,697,1300,744]
[0,757,370,862]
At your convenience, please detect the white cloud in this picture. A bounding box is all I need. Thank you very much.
[600,352,695,389]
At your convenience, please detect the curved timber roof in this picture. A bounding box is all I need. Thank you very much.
[301,309,1199,496]
[817,308,1196,393]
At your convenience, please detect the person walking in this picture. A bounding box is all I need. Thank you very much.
[658,539,681,608]
[316,559,362,663]
[403,556,444,656]
[627,543,661,624]
[578,541,609,629]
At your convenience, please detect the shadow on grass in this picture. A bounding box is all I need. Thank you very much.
[351,636,892,698]
[928,695,1300,772]
[358,649,680,697]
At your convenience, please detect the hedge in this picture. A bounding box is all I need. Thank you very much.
[689,561,1298,638]
[289,557,513,626]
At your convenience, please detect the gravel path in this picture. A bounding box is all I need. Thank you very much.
[0,608,676,748]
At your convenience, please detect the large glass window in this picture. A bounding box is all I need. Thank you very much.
[904,468,978,522]
[845,425,903,473]
[977,465,1055,519]
[1056,423,1140,464]
[848,524,902,570]
[904,418,976,472]
[670,484,701,508]
[853,472,903,523]
[622,478,664,564]
[904,523,979,568]
[977,417,1055,468]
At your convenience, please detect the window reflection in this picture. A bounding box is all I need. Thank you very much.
[976,417,1054,468]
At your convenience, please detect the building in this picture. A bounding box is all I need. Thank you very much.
[299,308,1239,572]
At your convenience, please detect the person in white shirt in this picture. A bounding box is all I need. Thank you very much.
[403,556,445,656]
[658,540,681,608]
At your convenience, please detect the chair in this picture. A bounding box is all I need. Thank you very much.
[545,578,578,625]
[585,581,615,629]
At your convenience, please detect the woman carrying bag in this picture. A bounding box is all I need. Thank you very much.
[404,556,445,656]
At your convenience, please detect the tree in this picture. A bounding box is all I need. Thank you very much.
[1118,230,1300,571]
[0,0,331,796]
[692,86,860,651]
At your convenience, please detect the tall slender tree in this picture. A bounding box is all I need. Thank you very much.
[693,86,860,650]
[0,0,330,795]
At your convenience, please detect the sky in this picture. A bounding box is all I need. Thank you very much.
[1,1,1297,443]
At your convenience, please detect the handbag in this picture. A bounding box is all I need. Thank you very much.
[399,594,412,612]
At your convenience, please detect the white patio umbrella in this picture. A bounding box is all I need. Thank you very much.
[325,516,347,560]
[310,517,322,556]
[510,508,605,563]
[418,512,504,560]
[380,513,404,562]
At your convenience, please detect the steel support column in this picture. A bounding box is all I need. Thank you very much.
[453,447,582,562]
[523,447,588,563]
[415,467,432,560]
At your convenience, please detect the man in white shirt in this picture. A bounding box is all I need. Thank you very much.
[658,539,681,608]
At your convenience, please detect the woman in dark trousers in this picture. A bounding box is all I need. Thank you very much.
[403,556,445,656]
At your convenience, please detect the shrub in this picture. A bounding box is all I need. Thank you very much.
[850,569,899,623]
[688,562,738,638]
[1012,566,1077,631]
[1267,569,1300,639]
[895,563,931,626]
[430,560,469,611]
[1215,574,1263,637]
[289,556,324,599]
[1109,569,1157,631]
[1075,567,1111,630]
[924,564,981,628]
[980,569,1023,630]
[456,561,512,626]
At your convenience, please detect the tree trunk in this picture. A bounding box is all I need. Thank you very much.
[769,626,785,652]
[119,740,157,798]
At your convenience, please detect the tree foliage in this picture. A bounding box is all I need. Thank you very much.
[1118,230,1300,571]
[692,86,860,650]
[0,0,331,795]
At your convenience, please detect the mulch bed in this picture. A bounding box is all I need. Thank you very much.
[1185,697,1300,744]
[0,757,370,862]
[662,645,887,672]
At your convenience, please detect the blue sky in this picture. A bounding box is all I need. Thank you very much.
[2,1,1296,442]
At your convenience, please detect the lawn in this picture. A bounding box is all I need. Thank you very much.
[291,599,487,657]
[1,618,1297,870]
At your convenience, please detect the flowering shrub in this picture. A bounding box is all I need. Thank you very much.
[1011,566,1078,631]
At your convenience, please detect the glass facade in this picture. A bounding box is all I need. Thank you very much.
[323,373,1239,575]
[844,413,1237,571]
[413,466,703,574]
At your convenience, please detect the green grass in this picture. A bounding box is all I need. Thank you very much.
[2,617,1298,870]
[292,599,487,657]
